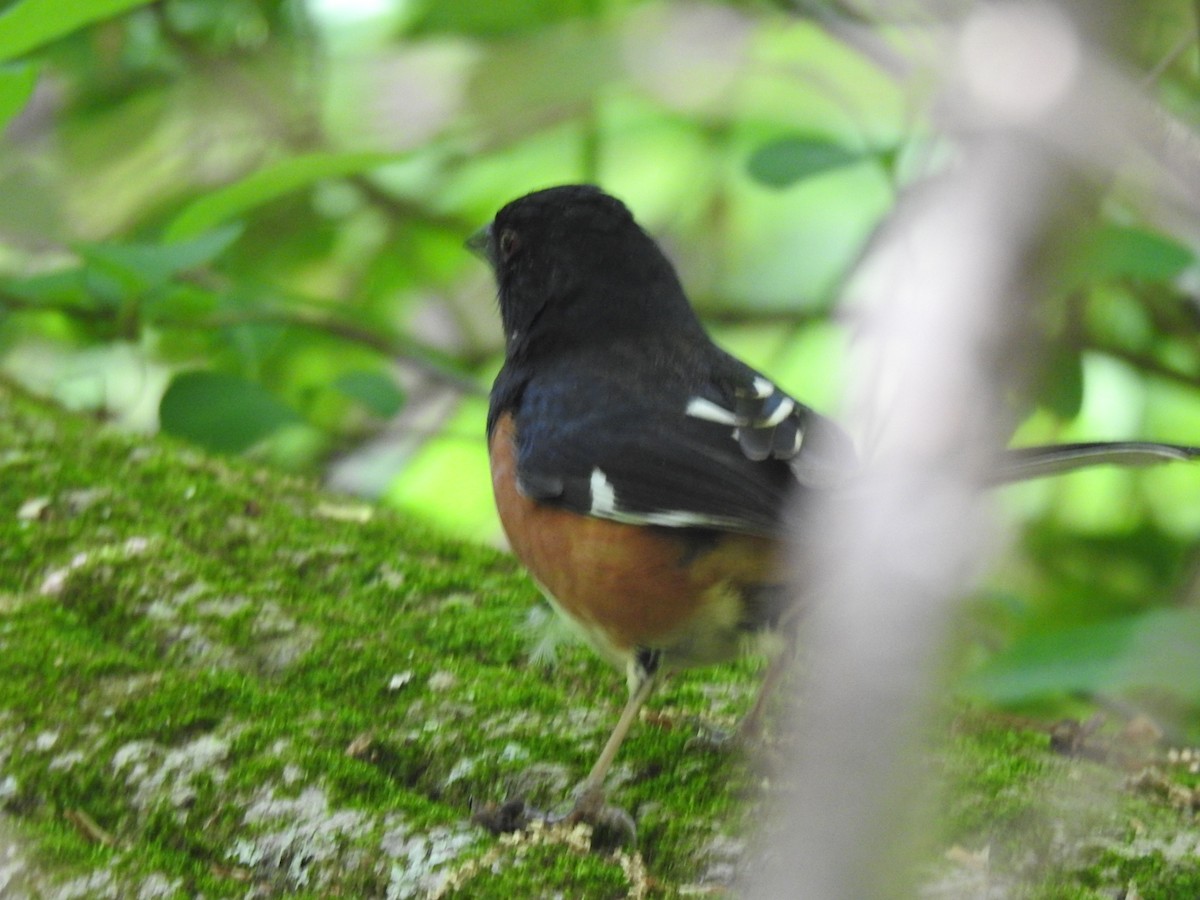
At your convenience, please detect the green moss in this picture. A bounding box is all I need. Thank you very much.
[940,715,1053,845]
[934,711,1200,895]
[436,827,648,899]
[3,380,1199,897]
[0,381,757,895]
[1098,851,1200,899]
[1034,847,1200,900]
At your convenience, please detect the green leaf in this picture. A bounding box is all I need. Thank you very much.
[963,609,1200,703]
[142,283,221,325]
[76,225,243,296]
[409,0,602,38]
[160,370,302,454]
[0,62,36,128]
[333,370,405,418]
[165,152,397,241]
[0,0,159,62]
[1070,225,1196,284]
[1,267,90,306]
[1037,344,1084,421]
[747,137,870,189]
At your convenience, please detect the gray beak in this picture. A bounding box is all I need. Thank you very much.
[465,222,492,261]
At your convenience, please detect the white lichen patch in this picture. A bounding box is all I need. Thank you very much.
[48,751,86,771]
[217,790,481,897]
[49,868,119,900]
[111,733,230,811]
[1107,831,1200,863]
[38,537,154,596]
[381,818,479,900]
[136,873,184,899]
[0,822,32,899]
[426,670,457,693]
[16,496,50,521]
[144,582,211,622]
[387,671,414,691]
[149,590,315,674]
[192,594,252,619]
[231,786,371,889]
[694,832,747,890]
[162,623,241,668]
[499,743,529,763]
[479,710,543,740]
[250,602,317,673]
[444,755,478,786]
[563,704,618,738]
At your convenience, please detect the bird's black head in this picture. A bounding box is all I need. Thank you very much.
[468,185,703,361]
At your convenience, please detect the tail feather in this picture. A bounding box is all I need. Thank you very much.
[992,441,1200,484]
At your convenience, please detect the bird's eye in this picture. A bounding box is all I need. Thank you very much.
[499,228,520,261]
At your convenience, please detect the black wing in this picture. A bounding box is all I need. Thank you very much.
[499,355,854,538]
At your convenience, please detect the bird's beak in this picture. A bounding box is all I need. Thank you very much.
[465,223,492,262]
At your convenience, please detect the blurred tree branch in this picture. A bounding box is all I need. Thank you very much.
[1087,339,1200,392]
[0,289,486,396]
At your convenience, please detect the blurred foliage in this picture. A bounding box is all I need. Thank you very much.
[1,0,1199,716]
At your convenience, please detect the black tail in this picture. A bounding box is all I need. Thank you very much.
[992,442,1200,484]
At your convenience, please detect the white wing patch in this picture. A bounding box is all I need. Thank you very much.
[685,397,740,425]
[760,396,795,427]
[684,380,805,458]
[587,466,756,530]
[589,467,617,516]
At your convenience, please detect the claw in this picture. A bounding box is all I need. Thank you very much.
[563,784,638,849]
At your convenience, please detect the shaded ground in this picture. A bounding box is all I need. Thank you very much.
[1,378,1197,898]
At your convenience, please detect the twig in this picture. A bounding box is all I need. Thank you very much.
[64,809,118,847]
[348,176,476,235]
[748,3,1124,895]
[0,292,487,396]
[787,0,914,79]
[1086,339,1200,392]
[1141,24,1200,88]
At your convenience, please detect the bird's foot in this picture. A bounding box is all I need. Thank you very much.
[685,720,741,754]
[471,789,637,850]
[685,715,790,775]
[560,783,637,850]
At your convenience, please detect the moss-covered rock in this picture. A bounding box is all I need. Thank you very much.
[0,379,757,897]
[1,379,1197,897]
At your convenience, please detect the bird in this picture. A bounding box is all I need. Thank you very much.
[468,183,1199,830]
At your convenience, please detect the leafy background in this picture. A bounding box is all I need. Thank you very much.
[2,0,1199,724]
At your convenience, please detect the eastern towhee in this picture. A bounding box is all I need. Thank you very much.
[469,184,1199,827]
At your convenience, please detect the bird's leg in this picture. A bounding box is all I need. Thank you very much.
[737,625,798,742]
[568,648,661,824]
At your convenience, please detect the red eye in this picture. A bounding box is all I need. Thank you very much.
[499,228,520,261]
